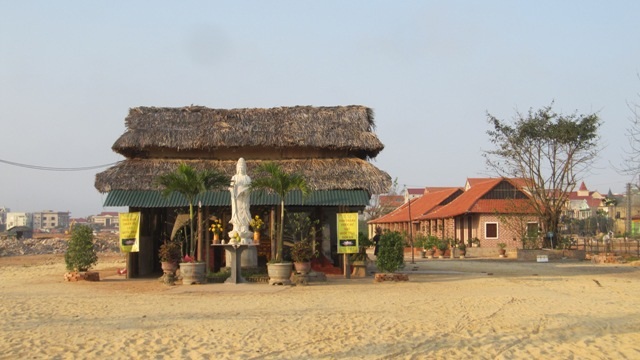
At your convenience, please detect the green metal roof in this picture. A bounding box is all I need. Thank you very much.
[103,189,371,208]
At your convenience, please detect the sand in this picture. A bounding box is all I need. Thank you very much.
[0,254,639,360]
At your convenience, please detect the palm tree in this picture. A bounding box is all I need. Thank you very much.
[251,162,311,262]
[156,163,228,259]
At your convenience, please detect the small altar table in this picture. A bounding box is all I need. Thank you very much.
[212,243,254,284]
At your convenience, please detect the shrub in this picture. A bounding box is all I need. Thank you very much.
[64,224,98,271]
[290,240,317,262]
[376,231,405,273]
[158,241,182,263]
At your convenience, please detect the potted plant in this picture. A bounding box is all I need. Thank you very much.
[156,163,228,285]
[64,224,99,281]
[290,240,317,274]
[251,162,311,285]
[250,215,264,243]
[413,234,427,258]
[457,242,466,258]
[436,238,448,259]
[158,240,181,276]
[285,212,319,275]
[349,232,372,276]
[423,236,437,259]
[472,237,480,247]
[209,219,223,244]
[497,242,507,257]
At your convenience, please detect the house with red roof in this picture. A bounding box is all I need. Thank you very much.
[417,178,538,249]
[564,182,605,220]
[368,187,463,236]
[368,177,560,249]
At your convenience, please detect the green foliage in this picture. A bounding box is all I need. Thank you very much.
[497,242,507,249]
[350,232,372,262]
[436,238,449,252]
[376,231,405,273]
[284,212,319,243]
[65,224,97,271]
[155,163,228,259]
[251,162,311,262]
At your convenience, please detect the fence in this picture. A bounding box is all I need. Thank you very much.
[572,237,640,256]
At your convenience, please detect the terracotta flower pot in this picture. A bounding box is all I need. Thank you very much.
[294,261,311,274]
[161,261,177,274]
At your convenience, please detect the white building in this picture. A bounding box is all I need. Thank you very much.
[6,212,32,229]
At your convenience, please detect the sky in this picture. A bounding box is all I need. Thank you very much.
[1,1,640,218]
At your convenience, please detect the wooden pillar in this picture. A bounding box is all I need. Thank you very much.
[197,202,203,261]
[270,207,276,260]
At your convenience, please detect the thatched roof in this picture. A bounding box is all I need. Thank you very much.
[112,105,384,159]
[95,158,391,195]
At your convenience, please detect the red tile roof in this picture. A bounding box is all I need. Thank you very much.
[419,178,535,219]
[379,195,404,208]
[369,188,462,224]
[97,212,119,217]
[578,181,588,191]
[567,182,604,208]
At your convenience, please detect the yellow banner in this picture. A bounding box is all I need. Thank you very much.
[337,212,359,254]
[119,212,140,252]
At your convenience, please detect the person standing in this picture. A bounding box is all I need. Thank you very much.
[372,227,382,257]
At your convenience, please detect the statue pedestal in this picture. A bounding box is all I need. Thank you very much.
[224,243,257,269]
[214,244,255,284]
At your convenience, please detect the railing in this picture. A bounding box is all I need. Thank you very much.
[573,237,640,256]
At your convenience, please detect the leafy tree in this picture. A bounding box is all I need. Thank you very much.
[65,224,97,271]
[376,230,405,273]
[156,163,228,260]
[484,104,601,243]
[250,162,311,262]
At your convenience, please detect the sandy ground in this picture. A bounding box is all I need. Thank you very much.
[0,254,639,360]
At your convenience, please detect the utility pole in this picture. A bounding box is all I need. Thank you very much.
[408,193,414,264]
[626,183,632,236]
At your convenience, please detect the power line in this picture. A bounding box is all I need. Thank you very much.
[0,158,118,171]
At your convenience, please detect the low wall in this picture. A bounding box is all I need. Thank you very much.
[516,249,586,261]
[465,248,508,258]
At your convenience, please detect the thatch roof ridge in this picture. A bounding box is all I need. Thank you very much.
[113,105,383,158]
[95,158,392,196]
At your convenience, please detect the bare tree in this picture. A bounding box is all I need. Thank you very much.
[621,90,640,176]
[484,104,601,243]
[363,177,399,221]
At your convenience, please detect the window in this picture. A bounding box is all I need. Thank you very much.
[526,223,538,238]
[485,222,498,239]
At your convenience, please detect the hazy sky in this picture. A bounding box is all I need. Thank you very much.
[1,1,639,217]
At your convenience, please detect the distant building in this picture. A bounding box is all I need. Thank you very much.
[404,188,424,203]
[0,207,8,231]
[564,182,605,220]
[90,212,120,228]
[6,212,32,229]
[32,210,70,230]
